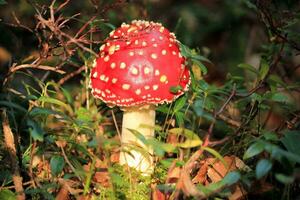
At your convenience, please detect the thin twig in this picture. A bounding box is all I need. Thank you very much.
[58,65,85,85]
[9,64,66,74]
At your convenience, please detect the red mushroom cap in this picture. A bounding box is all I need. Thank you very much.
[90,20,190,107]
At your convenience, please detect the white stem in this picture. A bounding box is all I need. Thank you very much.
[119,106,155,174]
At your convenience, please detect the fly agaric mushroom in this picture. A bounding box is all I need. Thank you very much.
[90,20,190,174]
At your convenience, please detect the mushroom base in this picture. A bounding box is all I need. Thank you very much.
[119,106,155,174]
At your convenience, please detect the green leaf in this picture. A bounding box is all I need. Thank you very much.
[169,128,202,148]
[38,96,73,114]
[0,189,16,200]
[271,93,288,103]
[268,74,285,87]
[193,59,208,75]
[238,63,258,75]
[198,171,240,196]
[0,101,27,113]
[222,171,241,185]
[169,85,183,94]
[26,119,45,142]
[76,107,92,122]
[281,131,300,156]
[29,107,71,121]
[256,159,272,179]
[259,59,269,80]
[147,138,177,156]
[202,146,227,168]
[50,155,65,176]
[263,131,279,141]
[191,54,211,63]
[175,112,185,126]
[61,87,73,104]
[243,141,265,160]
[275,173,294,184]
[173,96,187,113]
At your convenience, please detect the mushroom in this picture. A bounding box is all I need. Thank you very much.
[90,20,190,174]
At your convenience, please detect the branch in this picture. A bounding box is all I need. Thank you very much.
[58,65,85,85]
[9,63,66,74]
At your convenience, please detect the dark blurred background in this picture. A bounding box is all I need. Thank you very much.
[0,0,299,86]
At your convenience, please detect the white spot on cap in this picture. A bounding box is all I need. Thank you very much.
[155,70,160,76]
[115,45,120,50]
[159,27,164,33]
[160,75,167,83]
[109,45,115,55]
[92,71,98,78]
[105,89,111,94]
[120,62,126,69]
[112,78,117,83]
[131,67,138,75]
[92,59,97,68]
[142,41,147,46]
[109,30,115,37]
[110,62,116,69]
[126,41,131,45]
[104,56,109,62]
[138,51,143,55]
[178,52,182,58]
[151,53,157,59]
[122,84,130,90]
[100,44,105,51]
[151,38,156,42]
[172,51,177,55]
[162,50,167,55]
[129,51,134,56]
[169,44,173,47]
[159,36,163,40]
[100,75,105,80]
[135,89,141,95]
[144,67,150,74]
[153,85,159,90]
[101,91,106,97]
[127,26,137,33]
[153,43,158,47]
[104,77,109,82]
[144,85,150,90]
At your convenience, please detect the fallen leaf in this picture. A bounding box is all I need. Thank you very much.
[93,169,110,187]
[192,162,208,184]
[206,156,248,200]
[152,184,166,200]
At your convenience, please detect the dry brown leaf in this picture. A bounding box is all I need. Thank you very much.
[192,162,208,184]
[55,183,70,200]
[167,133,178,145]
[206,156,248,200]
[55,140,67,148]
[152,184,166,200]
[93,169,111,187]
[110,151,119,163]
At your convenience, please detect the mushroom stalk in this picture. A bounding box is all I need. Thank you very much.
[119,106,155,174]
